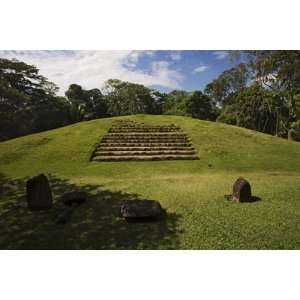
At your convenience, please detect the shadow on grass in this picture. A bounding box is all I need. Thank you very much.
[247,196,261,203]
[224,194,262,203]
[0,173,181,250]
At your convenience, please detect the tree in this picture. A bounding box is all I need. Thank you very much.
[218,84,289,136]
[184,90,218,120]
[34,97,72,131]
[65,84,86,122]
[84,88,108,119]
[210,51,300,137]
[103,79,158,116]
[162,90,189,115]
[150,90,167,114]
[291,93,300,121]
[204,63,250,105]
[243,51,300,92]
[65,84,84,103]
[65,84,108,121]
[237,50,300,124]
[0,58,62,140]
[161,90,217,120]
[216,104,237,125]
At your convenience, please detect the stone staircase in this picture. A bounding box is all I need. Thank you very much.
[91,120,199,161]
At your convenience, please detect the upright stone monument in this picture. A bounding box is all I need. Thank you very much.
[232,177,252,202]
[26,174,53,210]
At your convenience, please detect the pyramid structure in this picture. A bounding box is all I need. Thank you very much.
[91,120,199,161]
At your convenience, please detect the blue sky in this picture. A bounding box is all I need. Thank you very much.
[0,50,237,95]
[143,50,235,92]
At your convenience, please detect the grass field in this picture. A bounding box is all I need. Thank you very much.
[0,114,299,249]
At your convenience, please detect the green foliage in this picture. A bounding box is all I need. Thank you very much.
[288,120,300,141]
[33,97,72,131]
[162,90,217,120]
[209,52,300,136]
[235,85,289,136]
[162,90,189,114]
[217,104,237,125]
[65,84,108,121]
[204,63,250,105]
[291,119,300,131]
[245,50,300,95]
[103,79,161,116]
[243,50,300,131]
[290,93,300,120]
[3,52,300,142]
[217,85,289,136]
[0,58,67,141]
[184,90,217,120]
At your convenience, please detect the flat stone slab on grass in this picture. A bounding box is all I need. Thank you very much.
[61,191,87,206]
[121,200,164,221]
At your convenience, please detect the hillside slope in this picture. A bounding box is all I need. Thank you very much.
[1,114,300,178]
[0,115,300,249]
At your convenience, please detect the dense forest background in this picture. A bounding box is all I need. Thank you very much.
[1,50,300,141]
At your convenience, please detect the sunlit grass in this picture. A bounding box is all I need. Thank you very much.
[0,115,299,249]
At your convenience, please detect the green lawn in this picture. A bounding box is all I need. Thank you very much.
[0,115,299,249]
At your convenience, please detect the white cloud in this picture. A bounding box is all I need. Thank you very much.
[213,51,229,60]
[143,50,155,57]
[169,51,182,61]
[0,50,183,94]
[150,61,183,88]
[193,65,208,73]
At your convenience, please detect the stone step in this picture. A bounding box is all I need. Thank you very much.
[103,136,189,140]
[92,154,199,161]
[111,125,178,128]
[92,121,199,162]
[96,146,195,151]
[101,140,190,145]
[105,133,187,137]
[102,138,189,143]
[98,142,192,147]
[111,124,178,127]
[110,128,180,131]
[109,128,180,133]
[94,150,197,156]
[104,134,188,138]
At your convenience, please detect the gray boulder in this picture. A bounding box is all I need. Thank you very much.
[61,191,87,206]
[121,199,164,221]
[26,174,53,210]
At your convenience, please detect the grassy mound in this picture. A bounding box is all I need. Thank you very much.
[0,115,299,249]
